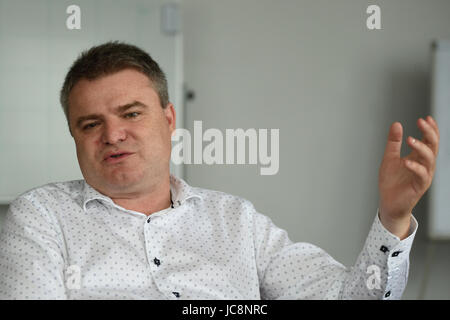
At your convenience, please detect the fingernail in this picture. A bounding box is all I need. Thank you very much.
[411,137,416,143]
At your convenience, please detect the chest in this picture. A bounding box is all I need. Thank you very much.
[59,204,260,299]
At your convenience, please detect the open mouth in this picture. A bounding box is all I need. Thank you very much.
[111,153,125,158]
[104,153,133,163]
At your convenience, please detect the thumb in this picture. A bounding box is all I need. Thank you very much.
[383,122,403,159]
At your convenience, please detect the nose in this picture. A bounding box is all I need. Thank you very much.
[101,120,127,145]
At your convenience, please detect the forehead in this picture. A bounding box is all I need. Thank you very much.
[68,69,159,115]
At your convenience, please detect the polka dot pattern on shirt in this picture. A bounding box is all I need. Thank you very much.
[0,175,417,299]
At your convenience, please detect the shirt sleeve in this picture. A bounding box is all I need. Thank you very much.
[253,209,418,300]
[0,195,68,299]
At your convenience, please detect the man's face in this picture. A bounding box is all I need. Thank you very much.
[68,68,175,196]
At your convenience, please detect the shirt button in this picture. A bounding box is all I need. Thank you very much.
[154,258,161,266]
[147,217,151,223]
[172,292,180,298]
[380,245,389,253]
[384,291,391,298]
[391,251,401,257]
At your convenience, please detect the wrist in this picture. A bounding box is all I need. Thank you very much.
[378,209,411,240]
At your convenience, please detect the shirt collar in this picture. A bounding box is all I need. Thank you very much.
[169,174,203,208]
[81,174,202,212]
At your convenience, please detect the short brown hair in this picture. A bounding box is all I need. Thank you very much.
[60,41,169,133]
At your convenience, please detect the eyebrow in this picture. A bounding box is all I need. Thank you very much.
[75,101,148,129]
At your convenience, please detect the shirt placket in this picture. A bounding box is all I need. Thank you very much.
[143,207,182,300]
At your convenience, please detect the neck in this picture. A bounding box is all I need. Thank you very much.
[109,177,172,216]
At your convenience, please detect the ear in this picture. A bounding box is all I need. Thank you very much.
[163,103,176,135]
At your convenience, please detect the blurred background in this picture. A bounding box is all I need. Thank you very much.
[0,0,449,299]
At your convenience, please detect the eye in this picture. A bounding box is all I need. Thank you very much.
[83,122,98,130]
[125,112,140,118]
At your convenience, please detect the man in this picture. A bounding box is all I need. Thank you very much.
[0,41,440,299]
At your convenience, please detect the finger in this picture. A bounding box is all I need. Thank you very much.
[406,136,435,173]
[404,159,430,187]
[383,122,403,159]
[417,118,439,156]
[426,115,440,140]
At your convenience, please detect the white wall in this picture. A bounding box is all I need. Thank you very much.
[182,0,450,266]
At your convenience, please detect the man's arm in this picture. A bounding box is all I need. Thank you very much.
[0,195,67,299]
[254,116,437,299]
[253,209,417,299]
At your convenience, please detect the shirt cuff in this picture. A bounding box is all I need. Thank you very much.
[364,209,418,269]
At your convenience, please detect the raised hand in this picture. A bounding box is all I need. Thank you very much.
[378,116,439,239]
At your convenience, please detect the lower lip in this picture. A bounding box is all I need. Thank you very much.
[104,153,134,164]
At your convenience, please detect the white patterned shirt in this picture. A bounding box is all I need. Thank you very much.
[0,175,417,300]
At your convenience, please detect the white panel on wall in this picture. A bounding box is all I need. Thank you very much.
[429,39,450,240]
[0,0,184,203]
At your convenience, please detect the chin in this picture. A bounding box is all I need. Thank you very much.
[89,170,142,191]
[108,175,141,188]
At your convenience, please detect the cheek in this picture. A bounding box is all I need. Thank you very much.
[135,131,167,159]
[75,139,97,163]
[148,126,171,148]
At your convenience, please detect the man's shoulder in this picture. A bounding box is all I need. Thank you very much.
[189,184,257,213]
[171,175,256,210]
[5,180,85,226]
[12,179,85,205]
